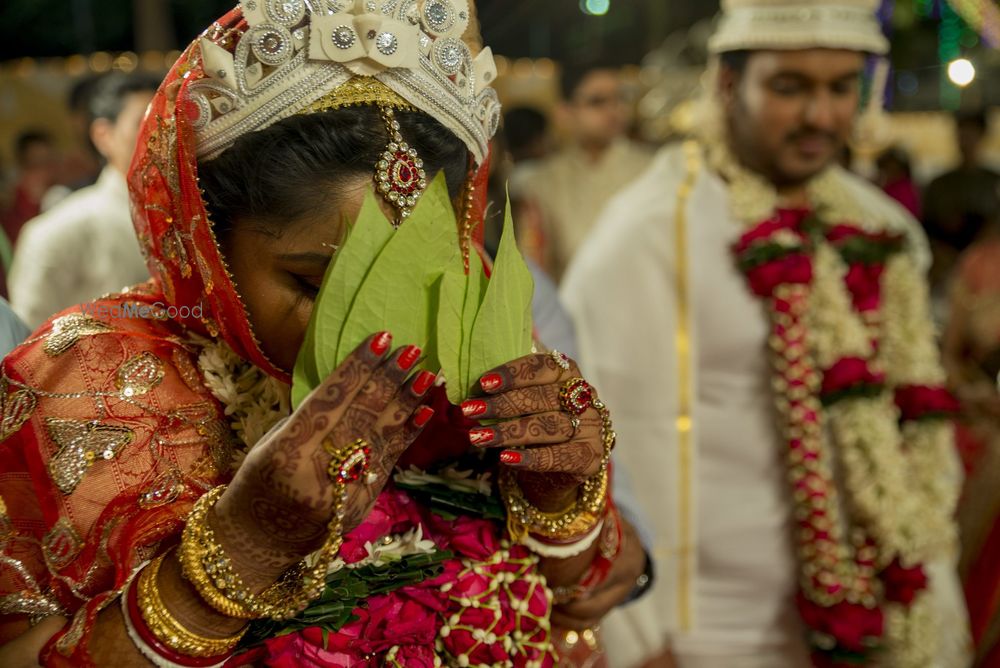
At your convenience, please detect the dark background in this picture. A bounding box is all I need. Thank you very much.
[0,1,995,111]
[1,1,711,63]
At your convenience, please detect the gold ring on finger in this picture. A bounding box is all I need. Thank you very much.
[560,377,595,416]
[549,349,571,371]
[569,416,581,439]
[324,438,373,485]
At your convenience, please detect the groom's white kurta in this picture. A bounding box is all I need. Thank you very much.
[561,144,969,668]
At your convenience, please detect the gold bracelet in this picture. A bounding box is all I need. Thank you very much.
[501,392,615,541]
[137,551,245,657]
[179,438,372,621]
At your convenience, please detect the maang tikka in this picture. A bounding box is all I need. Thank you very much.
[303,76,428,227]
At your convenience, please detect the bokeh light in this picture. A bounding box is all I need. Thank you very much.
[580,0,610,16]
[947,58,976,86]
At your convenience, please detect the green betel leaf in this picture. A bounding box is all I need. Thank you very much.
[291,191,395,409]
[437,253,486,404]
[335,173,459,373]
[466,197,534,394]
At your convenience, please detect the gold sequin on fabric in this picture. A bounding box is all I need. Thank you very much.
[0,495,13,549]
[46,418,136,495]
[139,468,188,509]
[0,591,64,618]
[0,378,36,441]
[42,518,84,571]
[116,352,166,398]
[43,314,114,357]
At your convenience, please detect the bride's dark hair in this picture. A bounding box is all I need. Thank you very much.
[199,106,469,239]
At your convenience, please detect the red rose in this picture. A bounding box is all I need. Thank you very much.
[426,514,500,561]
[895,385,960,422]
[243,631,363,667]
[441,607,510,666]
[388,645,439,667]
[826,224,864,243]
[827,224,899,247]
[340,488,422,563]
[844,262,884,312]
[821,357,884,397]
[735,212,809,253]
[746,254,814,297]
[881,559,928,606]
[797,595,884,652]
[356,592,441,652]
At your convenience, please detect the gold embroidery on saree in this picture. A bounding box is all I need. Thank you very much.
[43,314,114,357]
[42,519,83,571]
[139,468,188,508]
[46,418,136,495]
[0,377,36,441]
[116,352,166,398]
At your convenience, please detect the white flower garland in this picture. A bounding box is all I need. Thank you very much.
[700,129,955,665]
[192,336,291,468]
[807,244,872,368]
[880,254,947,387]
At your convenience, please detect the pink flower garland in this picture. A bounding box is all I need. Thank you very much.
[227,487,557,667]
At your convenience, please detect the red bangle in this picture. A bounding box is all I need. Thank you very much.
[580,503,623,589]
[126,571,233,667]
[551,502,624,604]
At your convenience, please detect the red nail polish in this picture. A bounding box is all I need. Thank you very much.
[461,400,488,418]
[370,332,392,355]
[412,371,436,396]
[480,373,503,393]
[413,406,435,428]
[500,450,522,465]
[397,345,422,371]
[469,427,495,446]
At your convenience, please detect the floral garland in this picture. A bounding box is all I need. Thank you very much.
[192,337,560,666]
[705,138,960,667]
[195,335,290,465]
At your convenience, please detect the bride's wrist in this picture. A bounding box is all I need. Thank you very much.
[209,492,324,592]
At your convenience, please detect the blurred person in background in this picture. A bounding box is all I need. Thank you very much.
[8,72,158,329]
[497,106,552,263]
[505,105,552,165]
[923,110,1000,293]
[876,146,921,220]
[0,131,60,248]
[522,61,651,282]
[942,208,1000,667]
[562,0,969,666]
[62,74,112,191]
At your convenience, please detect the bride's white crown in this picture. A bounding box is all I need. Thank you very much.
[190,0,500,164]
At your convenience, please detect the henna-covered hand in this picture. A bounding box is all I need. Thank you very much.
[460,352,606,513]
[210,332,435,589]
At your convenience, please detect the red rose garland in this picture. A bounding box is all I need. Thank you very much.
[733,210,956,665]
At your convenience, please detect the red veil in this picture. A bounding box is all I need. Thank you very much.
[0,6,491,665]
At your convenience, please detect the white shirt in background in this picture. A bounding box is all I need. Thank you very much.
[9,167,149,329]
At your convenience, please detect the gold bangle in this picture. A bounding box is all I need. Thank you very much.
[180,439,372,621]
[137,551,244,657]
